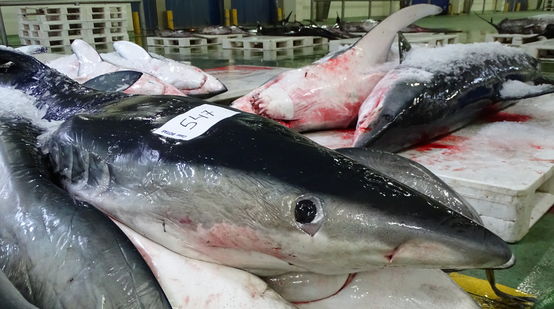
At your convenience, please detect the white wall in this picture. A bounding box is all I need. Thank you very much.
[1,4,134,36]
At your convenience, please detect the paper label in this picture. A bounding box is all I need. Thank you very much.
[153,104,239,141]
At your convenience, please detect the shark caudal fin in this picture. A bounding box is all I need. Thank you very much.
[0,48,127,121]
[336,4,441,65]
[82,70,143,92]
[398,32,412,63]
[112,41,152,61]
[475,13,501,32]
[72,39,102,64]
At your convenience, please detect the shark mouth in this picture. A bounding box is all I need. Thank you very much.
[291,273,358,305]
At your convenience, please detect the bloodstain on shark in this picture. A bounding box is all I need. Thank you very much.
[484,112,532,123]
[201,223,286,259]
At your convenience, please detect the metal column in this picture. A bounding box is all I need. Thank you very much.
[0,8,7,45]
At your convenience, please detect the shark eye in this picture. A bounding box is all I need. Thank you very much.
[294,195,324,236]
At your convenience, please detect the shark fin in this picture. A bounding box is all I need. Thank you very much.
[112,41,152,61]
[83,70,143,92]
[336,4,442,65]
[397,32,412,63]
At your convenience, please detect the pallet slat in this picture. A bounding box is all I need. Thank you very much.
[222,36,328,51]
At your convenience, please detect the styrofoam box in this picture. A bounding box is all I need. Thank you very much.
[401,94,554,242]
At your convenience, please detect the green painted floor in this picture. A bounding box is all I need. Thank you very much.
[464,211,554,307]
[5,10,554,307]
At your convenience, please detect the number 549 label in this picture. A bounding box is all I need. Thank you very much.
[153,104,239,141]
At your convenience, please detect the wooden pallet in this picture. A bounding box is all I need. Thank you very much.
[485,33,543,46]
[222,36,328,50]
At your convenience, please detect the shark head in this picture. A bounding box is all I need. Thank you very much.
[47,98,513,276]
[184,73,228,98]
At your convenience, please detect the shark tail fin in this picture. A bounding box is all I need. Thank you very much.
[474,13,500,32]
[397,32,412,63]
[0,48,54,88]
[82,71,143,92]
[338,4,442,65]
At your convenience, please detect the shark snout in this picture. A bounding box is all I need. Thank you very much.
[250,87,295,120]
[375,198,514,269]
[201,74,227,96]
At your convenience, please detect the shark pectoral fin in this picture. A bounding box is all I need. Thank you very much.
[113,41,152,61]
[499,79,554,101]
[397,32,412,63]
[83,70,143,92]
[71,39,102,64]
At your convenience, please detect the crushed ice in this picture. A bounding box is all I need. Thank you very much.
[0,87,63,144]
[500,80,554,99]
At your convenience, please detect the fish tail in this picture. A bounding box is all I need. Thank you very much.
[474,13,500,32]
[0,48,48,88]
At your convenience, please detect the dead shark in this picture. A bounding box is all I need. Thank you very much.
[231,4,442,132]
[0,117,170,308]
[41,92,514,276]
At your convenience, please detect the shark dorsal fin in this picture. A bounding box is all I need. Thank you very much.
[113,41,152,62]
[71,39,102,64]
[336,4,441,66]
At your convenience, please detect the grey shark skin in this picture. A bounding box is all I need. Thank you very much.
[478,14,554,37]
[0,48,127,121]
[354,43,554,151]
[44,91,513,276]
[0,118,170,308]
[0,270,38,309]
[336,148,481,223]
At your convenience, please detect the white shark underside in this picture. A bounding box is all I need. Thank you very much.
[46,40,187,96]
[231,4,442,132]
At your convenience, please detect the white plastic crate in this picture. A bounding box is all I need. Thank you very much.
[195,33,245,45]
[146,36,209,48]
[222,36,328,50]
[219,46,327,61]
[329,33,459,52]
[19,6,83,22]
[18,3,129,50]
[521,39,554,60]
[399,94,554,242]
[406,33,459,47]
[303,94,554,242]
[485,33,544,46]
[146,45,210,56]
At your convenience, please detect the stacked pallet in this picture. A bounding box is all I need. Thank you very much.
[146,33,245,49]
[18,4,129,53]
